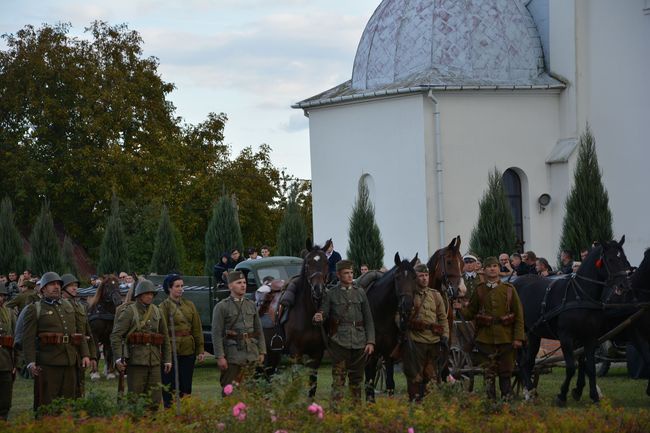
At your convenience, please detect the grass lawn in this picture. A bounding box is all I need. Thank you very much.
[7,358,649,421]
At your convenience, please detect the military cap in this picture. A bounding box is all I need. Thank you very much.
[22,280,36,290]
[335,260,354,272]
[61,273,79,289]
[227,270,246,284]
[414,264,429,273]
[134,279,157,297]
[483,256,499,267]
[463,254,478,262]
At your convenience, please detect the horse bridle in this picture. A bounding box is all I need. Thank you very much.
[434,248,461,300]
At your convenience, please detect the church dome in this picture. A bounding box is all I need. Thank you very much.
[352,0,546,90]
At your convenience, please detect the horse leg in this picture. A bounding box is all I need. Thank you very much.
[385,358,395,396]
[306,354,321,398]
[556,337,576,407]
[572,354,586,401]
[583,341,600,403]
[364,355,378,402]
[521,334,541,400]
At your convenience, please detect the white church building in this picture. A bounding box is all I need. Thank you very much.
[293,0,650,265]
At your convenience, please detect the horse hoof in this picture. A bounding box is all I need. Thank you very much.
[571,388,582,401]
[554,395,567,407]
[90,372,101,380]
[106,373,116,380]
[523,388,537,402]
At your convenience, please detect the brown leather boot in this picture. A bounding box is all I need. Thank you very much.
[499,376,513,400]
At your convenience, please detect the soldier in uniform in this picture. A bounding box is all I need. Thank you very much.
[0,285,17,420]
[458,257,524,400]
[313,260,375,403]
[22,272,91,410]
[211,270,265,392]
[461,254,481,304]
[159,274,205,408]
[110,280,171,409]
[402,264,449,401]
[6,280,39,314]
[61,274,98,397]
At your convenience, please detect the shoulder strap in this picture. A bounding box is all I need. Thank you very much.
[506,284,513,313]
[35,301,41,320]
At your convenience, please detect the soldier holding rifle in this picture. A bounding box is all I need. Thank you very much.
[111,279,171,409]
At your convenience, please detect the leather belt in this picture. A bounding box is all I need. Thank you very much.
[225,330,260,340]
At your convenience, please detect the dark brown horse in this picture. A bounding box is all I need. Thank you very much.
[282,242,329,397]
[364,252,418,401]
[88,275,123,379]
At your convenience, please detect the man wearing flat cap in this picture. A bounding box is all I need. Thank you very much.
[6,280,39,314]
[111,279,171,409]
[313,259,375,403]
[211,270,265,392]
[458,256,524,400]
[402,263,449,401]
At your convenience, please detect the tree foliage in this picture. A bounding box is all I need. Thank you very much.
[150,205,182,274]
[29,201,64,275]
[469,168,517,259]
[346,180,384,272]
[0,196,26,274]
[204,195,244,275]
[559,126,613,258]
[276,188,308,257]
[98,195,130,275]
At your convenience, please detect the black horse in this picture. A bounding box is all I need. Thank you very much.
[515,236,631,405]
[281,243,328,397]
[364,253,418,402]
[88,275,123,379]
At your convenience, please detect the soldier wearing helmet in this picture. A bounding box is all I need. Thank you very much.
[22,271,91,409]
[0,284,16,419]
[110,279,171,409]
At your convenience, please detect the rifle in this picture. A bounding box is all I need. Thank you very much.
[117,362,126,397]
[169,308,181,416]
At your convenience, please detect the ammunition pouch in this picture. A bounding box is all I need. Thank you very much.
[38,332,83,346]
[0,335,14,348]
[408,320,444,335]
[475,313,516,326]
[224,330,260,340]
[500,313,515,326]
[127,332,164,345]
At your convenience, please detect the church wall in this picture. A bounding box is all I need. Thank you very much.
[307,95,431,267]
[432,91,561,259]
[576,0,650,262]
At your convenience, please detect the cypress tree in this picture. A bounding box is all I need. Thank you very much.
[0,196,26,274]
[62,235,78,275]
[150,205,182,274]
[98,195,130,275]
[204,195,244,275]
[469,168,517,259]
[29,200,64,274]
[559,126,613,258]
[346,180,384,272]
[276,188,307,257]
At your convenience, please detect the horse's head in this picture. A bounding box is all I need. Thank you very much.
[302,240,328,307]
[100,275,122,306]
[581,236,632,301]
[393,252,418,324]
[427,235,464,299]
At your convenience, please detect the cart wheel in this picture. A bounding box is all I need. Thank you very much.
[596,341,612,377]
[449,346,475,392]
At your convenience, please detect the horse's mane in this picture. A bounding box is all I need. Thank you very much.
[631,248,650,288]
[366,265,397,296]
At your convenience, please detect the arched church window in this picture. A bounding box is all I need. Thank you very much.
[502,169,524,249]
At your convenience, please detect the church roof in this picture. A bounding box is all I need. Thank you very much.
[294,0,565,109]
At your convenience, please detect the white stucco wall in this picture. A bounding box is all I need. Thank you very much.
[432,91,561,259]
[307,95,432,266]
[551,0,650,263]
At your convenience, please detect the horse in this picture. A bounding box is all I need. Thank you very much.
[364,252,418,402]
[87,275,123,379]
[281,242,328,397]
[514,236,631,406]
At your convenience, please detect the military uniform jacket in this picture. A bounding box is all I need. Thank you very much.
[321,283,375,349]
[408,288,449,344]
[461,281,525,345]
[211,296,265,364]
[110,302,171,367]
[22,299,90,367]
[6,289,40,313]
[159,297,204,357]
[462,273,480,300]
[69,298,98,360]
[0,305,16,371]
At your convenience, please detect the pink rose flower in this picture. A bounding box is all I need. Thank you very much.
[232,401,247,417]
[408,427,415,433]
[237,412,247,421]
[308,403,319,414]
[223,384,233,395]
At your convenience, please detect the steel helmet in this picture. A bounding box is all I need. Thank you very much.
[39,271,64,289]
[134,279,157,297]
[61,273,80,289]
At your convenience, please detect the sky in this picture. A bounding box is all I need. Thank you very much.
[1,0,381,180]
